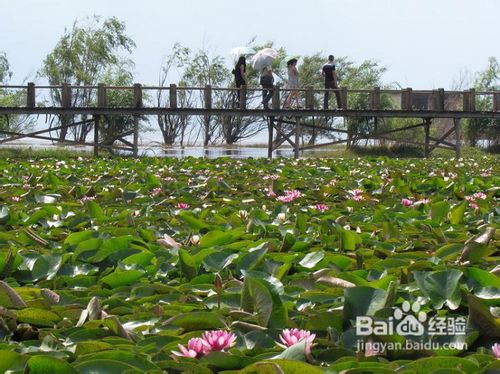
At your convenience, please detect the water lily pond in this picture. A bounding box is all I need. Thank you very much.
[0,155,498,373]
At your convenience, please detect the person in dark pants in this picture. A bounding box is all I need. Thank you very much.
[322,55,341,109]
[260,66,274,109]
[232,56,246,106]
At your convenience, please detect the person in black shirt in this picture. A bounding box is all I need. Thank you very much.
[232,56,246,106]
[322,55,341,109]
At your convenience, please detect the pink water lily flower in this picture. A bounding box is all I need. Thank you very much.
[492,343,500,359]
[277,190,302,203]
[200,330,237,352]
[314,203,328,212]
[279,328,316,348]
[176,202,190,209]
[401,198,413,207]
[172,337,205,358]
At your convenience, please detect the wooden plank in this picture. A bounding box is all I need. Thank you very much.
[424,118,431,157]
[462,90,470,111]
[133,116,139,157]
[494,92,499,112]
[454,118,461,157]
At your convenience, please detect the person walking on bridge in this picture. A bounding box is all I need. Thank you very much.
[260,65,274,110]
[232,56,247,106]
[322,55,341,109]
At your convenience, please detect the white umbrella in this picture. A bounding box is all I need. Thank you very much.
[229,46,256,57]
[252,48,278,70]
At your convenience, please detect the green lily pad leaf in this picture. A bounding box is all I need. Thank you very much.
[15,307,61,327]
[73,359,139,374]
[449,202,467,225]
[32,254,63,281]
[435,243,464,260]
[338,228,361,251]
[178,248,198,280]
[237,242,269,274]
[299,251,325,269]
[0,350,22,372]
[400,356,479,373]
[87,200,105,220]
[201,351,256,370]
[75,341,114,356]
[241,276,273,327]
[179,211,208,230]
[466,267,500,288]
[27,355,77,374]
[273,339,307,361]
[74,350,159,371]
[430,201,450,225]
[413,269,463,310]
[202,249,239,272]
[100,269,144,288]
[0,206,10,224]
[240,359,325,374]
[199,229,240,248]
[166,311,225,331]
[467,294,500,337]
[343,286,388,321]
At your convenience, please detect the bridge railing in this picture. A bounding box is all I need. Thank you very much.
[0,84,498,112]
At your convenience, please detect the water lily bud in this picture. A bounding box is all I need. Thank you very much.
[214,273,223,290]
[277,213,286,222]
[239,210,248,220]
[191,235,200,245]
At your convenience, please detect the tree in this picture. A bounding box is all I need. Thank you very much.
[0,52,33,137]
[467,57,499,148]
[157,43,193,146]
[39,16,136,141]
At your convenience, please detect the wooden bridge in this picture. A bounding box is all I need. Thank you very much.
[0,83,498,158]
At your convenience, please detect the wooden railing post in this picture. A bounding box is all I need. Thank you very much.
[494,92,499,112]
[204,85,212,109]
[469,88,476,112]
[133,83,143,108]
[370,87,380,110]
[240,85,247,110]
[272,85,280,110]
[340,87,347,110]
[294,116,301,159]
[305,86,314,109]
[438,88,445,111]
[462,90,470,111]
[61,83,72,108]
[401,88,412,110]
[27,82,35,108]
[97,83,106,107]
[169,84,177,109]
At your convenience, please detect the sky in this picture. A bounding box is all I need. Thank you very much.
[1,0,499,89]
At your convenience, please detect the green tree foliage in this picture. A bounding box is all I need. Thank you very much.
[39,16,136,142]
[0,52,33,137]
[467,57,499,148]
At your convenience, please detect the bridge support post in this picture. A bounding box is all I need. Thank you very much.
[268,117,274,159]
[294,117,301,159]
[424,118,431,157]
[133,83,142,157]
[454,118,461,158]
[93,115,100,156]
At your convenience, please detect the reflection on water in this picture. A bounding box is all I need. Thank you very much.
[140,146,308,158]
